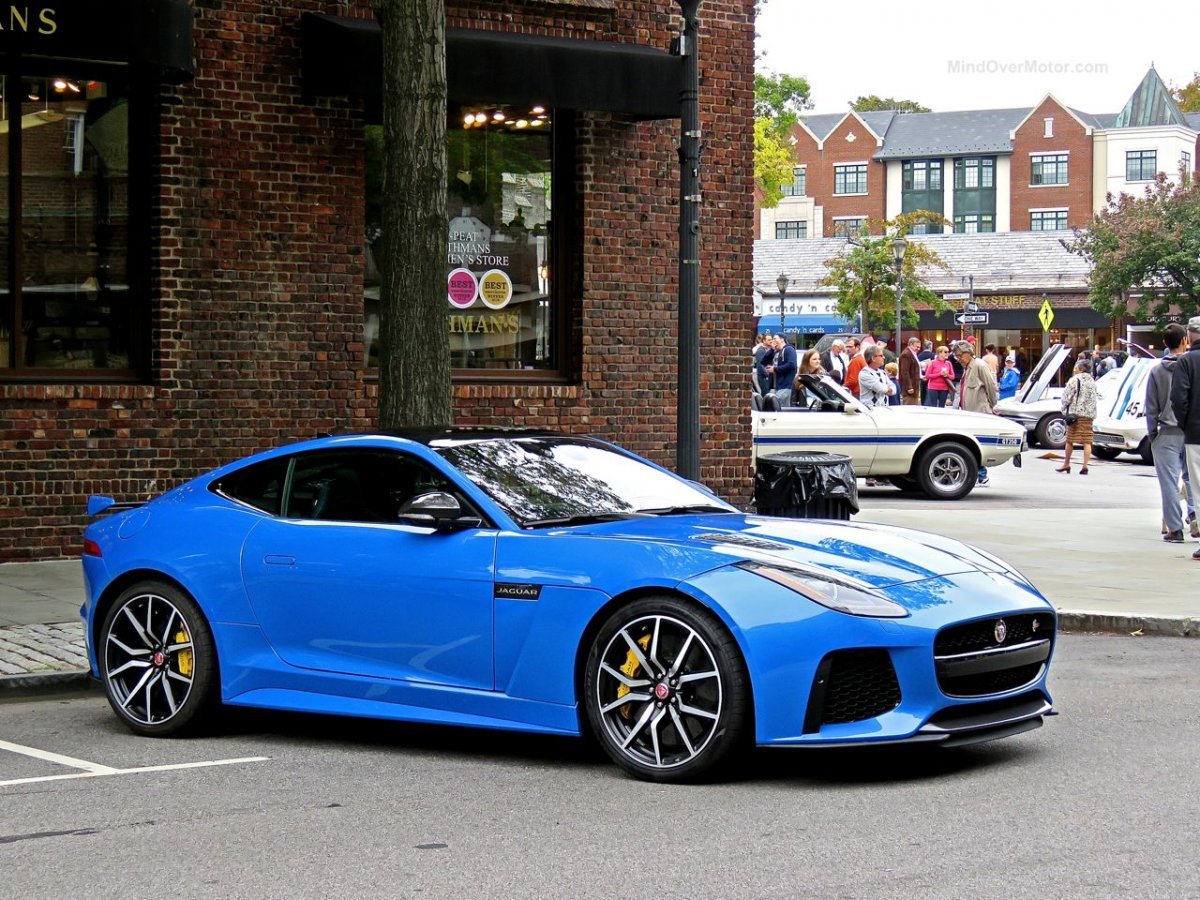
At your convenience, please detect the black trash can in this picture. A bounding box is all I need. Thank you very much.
[754,451,859,520]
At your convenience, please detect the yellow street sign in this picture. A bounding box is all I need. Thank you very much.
[1038,298,1055,332]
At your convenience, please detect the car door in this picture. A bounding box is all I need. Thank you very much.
[752,378,880,472]
[240,448,497,690]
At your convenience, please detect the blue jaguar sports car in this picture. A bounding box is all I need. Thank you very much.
[82,430,1056,782]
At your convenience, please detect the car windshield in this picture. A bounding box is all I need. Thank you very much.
[796,374,858,406]
[434,437,737,527]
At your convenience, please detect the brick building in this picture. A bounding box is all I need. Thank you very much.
[0,0,756,560]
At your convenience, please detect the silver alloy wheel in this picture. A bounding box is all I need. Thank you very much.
[104,592,195,726]
[594,614,723,770]
[927,450,969,495]
[1044,416,1067,448]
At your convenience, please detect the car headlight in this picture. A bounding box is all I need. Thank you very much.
[736,561,909,618]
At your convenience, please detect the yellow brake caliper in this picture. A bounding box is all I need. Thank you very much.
[616,634,652,719]
[174,627,194,677]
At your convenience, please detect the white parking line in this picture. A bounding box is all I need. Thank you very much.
[0,739,269,788]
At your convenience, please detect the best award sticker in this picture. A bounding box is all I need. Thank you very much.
[447,268,478,308]
[479,269,513,310]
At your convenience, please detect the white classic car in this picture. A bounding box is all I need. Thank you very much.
[995,343,1071,449]
[1091,356,1159,463]
[752,374,1026,501]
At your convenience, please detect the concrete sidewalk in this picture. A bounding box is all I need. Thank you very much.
[2,503,1197,697]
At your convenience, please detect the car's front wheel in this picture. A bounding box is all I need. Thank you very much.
[1091,447,1121,460]
[1035,414,1066,449]
[915,442,978,500]
[584,597,749,783]
[99,581,218,737]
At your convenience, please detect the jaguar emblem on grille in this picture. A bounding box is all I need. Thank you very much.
[994,619,1007,643]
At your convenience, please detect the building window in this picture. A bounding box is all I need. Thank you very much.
[775,220,808,239]
[1030,210,1069,231]
[780,166,806,197]
[832,217,867,237]
[1126,150,1157,182]
[954,157,994,189]
[1,74,144,377]
[365,103,567,375]
[1182,151,1193,177]
[953,214,995,234]
[901,159,944,227]
[1043,117,1054,138]
[833,164,868,195]
[1031,153,1069,185]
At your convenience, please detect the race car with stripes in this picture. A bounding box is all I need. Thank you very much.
[753,374,1026,500]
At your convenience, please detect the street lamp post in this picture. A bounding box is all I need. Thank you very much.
[675,0,702,481]
[891,236,907,354]
[776,272,789,339]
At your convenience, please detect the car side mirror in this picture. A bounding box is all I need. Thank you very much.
[397,491,482,531]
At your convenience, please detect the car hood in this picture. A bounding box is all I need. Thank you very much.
[567,514,1033,592]
[864,406,1024,435]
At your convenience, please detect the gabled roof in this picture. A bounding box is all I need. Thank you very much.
[1114,67,1189,128]
[872,108,1030,159]
[753,232,1091,295]
[1007,95,1094,139]
[799,110,896,145]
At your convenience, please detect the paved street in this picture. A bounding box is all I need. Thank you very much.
[1,634,1196,899]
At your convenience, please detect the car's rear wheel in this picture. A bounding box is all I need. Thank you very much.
[1035,414,1066,449]
[584,596,749,783]
[1138,437,1154,465]
[1091,447,1121,460]
[100,581,218,737]
[915,442,978,500]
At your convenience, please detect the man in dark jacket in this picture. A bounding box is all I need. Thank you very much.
[765,334,797,406]
[1169,316,1200,559]
[898,337,923,405]
[1147,323,1193,542]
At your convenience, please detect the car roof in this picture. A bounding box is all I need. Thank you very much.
[367,427,579,446]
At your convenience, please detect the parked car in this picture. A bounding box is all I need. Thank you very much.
[995,343,1071,449]
[82,430,1056,783]
[752,374,1026,500]
[1091,356,1159,463]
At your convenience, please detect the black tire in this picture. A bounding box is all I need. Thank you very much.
[1034,414,1066,450]
[99,580,219,737]
[1138,437,1154,466]
[1091,447,1121,461]
[915,441,978,501]
[888,475,921,492]
[583,596,750,783]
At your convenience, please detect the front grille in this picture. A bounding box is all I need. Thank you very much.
[935,612,1056,656]
[935,613,1055,698]
[805,649,901,731]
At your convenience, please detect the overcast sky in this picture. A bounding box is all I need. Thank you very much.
[754,0,1197,116]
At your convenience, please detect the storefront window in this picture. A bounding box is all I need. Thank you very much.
[365,103,560,374]
[1,74,133,373]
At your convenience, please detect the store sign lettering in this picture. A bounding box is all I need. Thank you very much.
[0,6,57,34]
[447,232,509,268]
[448,313,520,335]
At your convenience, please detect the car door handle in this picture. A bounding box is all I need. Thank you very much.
[263,555,296,567]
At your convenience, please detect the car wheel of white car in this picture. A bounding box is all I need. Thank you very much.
[1138,437,1154,465]
[1034,414,1066,450]
[1092,448,1121,461]
[888,475,921,493]
[915,442,978,501]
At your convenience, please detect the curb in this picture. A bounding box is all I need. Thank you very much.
[0,670,97,700]
[1057,610,1199,638]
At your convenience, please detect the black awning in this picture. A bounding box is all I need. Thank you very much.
[301,13,682,121]
[0,0,193,81]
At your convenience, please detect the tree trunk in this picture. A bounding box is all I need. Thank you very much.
[373,0,452,429]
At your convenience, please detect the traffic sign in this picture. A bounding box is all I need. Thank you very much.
[1038,298,1054,332]
[964,301,980,312]
[943,291,970,301]
[954,312,990,325]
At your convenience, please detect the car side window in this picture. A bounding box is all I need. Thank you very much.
[211,457,289,515]
[284,450,465,523]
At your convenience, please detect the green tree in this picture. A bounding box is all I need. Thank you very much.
[851,95,931,113]
[372,0,453,429]
[754,71,811,209]
[821,212,952,334]
[1173,73,1200,112]
[1065,173,1200,325]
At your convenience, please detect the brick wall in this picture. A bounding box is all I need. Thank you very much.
[0,0,756,560]
[787,114,887,237]
[1010,97,1094,230]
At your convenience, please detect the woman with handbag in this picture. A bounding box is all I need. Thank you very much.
[1058,357,1099,474]
[923,345,956,407]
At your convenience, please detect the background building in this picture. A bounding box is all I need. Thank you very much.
[0,0,756,560]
